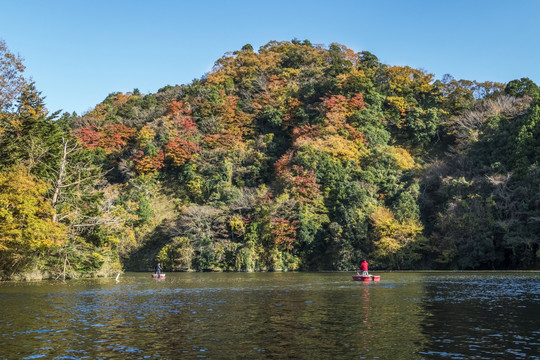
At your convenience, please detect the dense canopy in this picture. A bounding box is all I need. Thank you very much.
[1,39,539,279]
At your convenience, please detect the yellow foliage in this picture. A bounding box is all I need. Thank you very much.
[205,71,228,86]
[186,178,203,198]
[387,96,409,117]
[112,93,136,107]
[370,206,422,256]
[91,252,104,261]
[282,68,301,79]
[297,134,365,163]
[229,214,246,235]
[0,166,66,253]
[386,66,434,94]
[86,103,109,124]
[336,69,367,90]
[420,83,433,93]
[137,125,156,147]
[387,146,415,170]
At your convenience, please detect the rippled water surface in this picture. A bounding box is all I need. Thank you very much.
[0,272,538,359]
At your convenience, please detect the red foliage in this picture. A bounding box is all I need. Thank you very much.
[164,137,200,166]
[274,151,294,174]
[74,124,135,153]
[348,93,367,110]
[291,124,319,143]
[323,94,347,111]
[322,93,366,113]
[132,149,165,175]
[270,217,299,250]
[176,117,198,135]
[276,164,321,205]
[167,100,199,137]
[73,126,101,149]
[100,124,136,152]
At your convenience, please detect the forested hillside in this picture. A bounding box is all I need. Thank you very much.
[1,39,539,280]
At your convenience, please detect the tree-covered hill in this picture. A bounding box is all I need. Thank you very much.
[1,39,539,279]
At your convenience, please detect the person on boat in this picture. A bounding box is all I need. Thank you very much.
[359,260,369,276]
[156,262,162,276]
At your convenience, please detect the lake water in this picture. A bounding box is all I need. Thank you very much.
[0,271,538,359]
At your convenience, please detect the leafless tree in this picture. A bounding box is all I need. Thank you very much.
[0,39,26,111]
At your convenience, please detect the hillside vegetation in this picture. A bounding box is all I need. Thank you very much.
[1,39,539,279]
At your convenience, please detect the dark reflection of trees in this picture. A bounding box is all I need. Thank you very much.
[2,272,440,359]
[134,273,430,359]
[418,275,540,360]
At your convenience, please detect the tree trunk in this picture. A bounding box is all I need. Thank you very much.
[52,137,68,223]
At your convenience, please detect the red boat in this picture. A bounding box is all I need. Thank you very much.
[152,274,166,278]
[352,274,380,282]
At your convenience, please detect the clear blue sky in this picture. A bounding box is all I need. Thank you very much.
[1,0,539,115]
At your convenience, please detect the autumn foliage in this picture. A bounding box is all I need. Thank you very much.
[2,38,537,278]
[74,124,135,153]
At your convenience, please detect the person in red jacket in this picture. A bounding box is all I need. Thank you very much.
[359,260,369,276]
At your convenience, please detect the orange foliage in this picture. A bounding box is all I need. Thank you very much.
[98,124,135,153]
[276,164,321,205]
[201,91,254,149]
[164,137,200,166]
[323,93,366,115]
[74,124,135,153]
[251,75,287,108]
[205,44,283,87]
[165,100,198,139]
[203,132,243,149]
[292,124,318,143]
[251,75,302,126]
[167,100,192,118]
[289,93,368,161]
[274,151,294,174]
[284,97,301,122]
[133,149,165,175]
[322,94,367,141]
[270,217,299,251]
[330,43,361,65]
[112,93,131,107]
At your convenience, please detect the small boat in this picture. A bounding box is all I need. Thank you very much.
[152,273,166,278]
[352,274,380,282]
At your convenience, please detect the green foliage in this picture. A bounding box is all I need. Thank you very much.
[470,99,540,176]
[505,77,540,98]
[0,83,64,178]
[157,236,194,271]
[2,39,539,280]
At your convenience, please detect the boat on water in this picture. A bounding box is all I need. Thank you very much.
[152,273,166,278]
[352,274,380,282]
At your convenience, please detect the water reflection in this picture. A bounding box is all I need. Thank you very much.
[418,272,540,360]
[0,272,537,359]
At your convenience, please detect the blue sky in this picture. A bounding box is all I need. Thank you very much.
[1,0,539,115]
